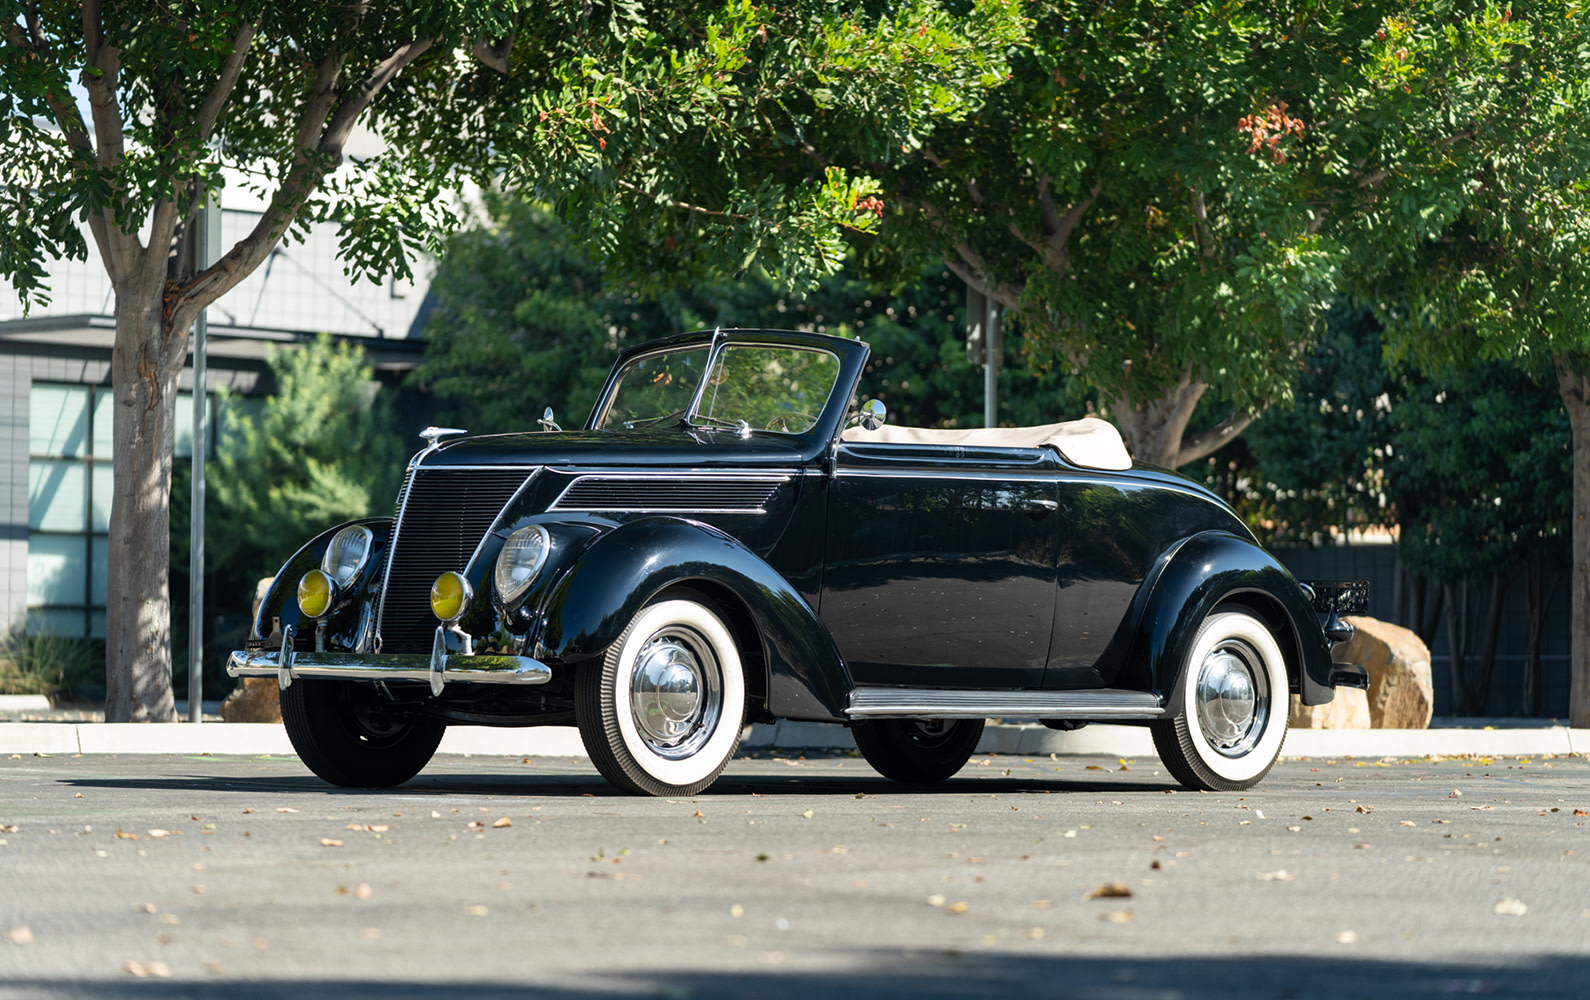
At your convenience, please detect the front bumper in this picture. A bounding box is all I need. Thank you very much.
[227,624,551,697]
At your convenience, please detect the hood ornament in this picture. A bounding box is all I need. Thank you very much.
[418,426,468,454]
[538,407,561,433]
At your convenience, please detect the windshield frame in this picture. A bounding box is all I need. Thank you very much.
[585,329,871,456]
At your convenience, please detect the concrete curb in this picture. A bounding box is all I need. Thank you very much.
[0,695,52,715]
[2,720,1585,758]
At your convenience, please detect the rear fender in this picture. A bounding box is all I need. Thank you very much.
[1124,531,1334,706]
[537,517,852,723]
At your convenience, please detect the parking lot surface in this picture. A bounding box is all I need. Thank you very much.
[2,750,1587,998]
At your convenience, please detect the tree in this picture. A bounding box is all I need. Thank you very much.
[831,2,1578,469]
[1360,8,1590,725]
[0,1,1022,720]
[417,197,1073,433]
[206,334,406,589]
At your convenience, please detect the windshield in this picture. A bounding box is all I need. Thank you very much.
[599,343,842,435]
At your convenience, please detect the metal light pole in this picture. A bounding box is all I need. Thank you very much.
[966,285,1002,428]
[188,193,220,723]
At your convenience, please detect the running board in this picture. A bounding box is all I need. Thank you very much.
[846,688,1164,720]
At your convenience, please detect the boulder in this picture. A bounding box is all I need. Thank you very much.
[1335,615,1434,729]
[220,677,282,724]
[1289,686,1371,730]
[220,576,282,725]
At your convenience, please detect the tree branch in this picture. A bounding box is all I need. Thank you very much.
[195,21,257,144]
[613,178,748,219]
[80,0,126,172]
[1173,410,1256,468]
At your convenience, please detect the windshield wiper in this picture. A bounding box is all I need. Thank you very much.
[687,413,750,437]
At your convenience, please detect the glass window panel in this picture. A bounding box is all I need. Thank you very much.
[90,535,109,606]
[90,464,113,532]
[27,608,88,640]
[30,384,89,457]
[173,391,212,458]
[92,387,114,456]
[89,611,106,640]
[28,461,88,532]
[27,534,88,606]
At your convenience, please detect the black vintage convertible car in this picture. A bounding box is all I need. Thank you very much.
[229,328,1367,795]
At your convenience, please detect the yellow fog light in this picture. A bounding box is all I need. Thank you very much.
[297,569,335,619]
[430,571,472,623]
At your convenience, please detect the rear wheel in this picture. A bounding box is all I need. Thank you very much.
[575,596,746,796]
[852,718,985,783]
[280,679,445,788]
[1151,609,1289,791]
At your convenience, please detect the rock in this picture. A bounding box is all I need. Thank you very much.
[1289,686,1371,729]
[1335,616,1434,729]
[219,677,281,724]
[220,577,282,725]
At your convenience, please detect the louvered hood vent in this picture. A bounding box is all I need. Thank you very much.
[376,466,533,653]
[550,475,789,513]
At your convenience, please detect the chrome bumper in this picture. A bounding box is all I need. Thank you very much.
[227,624,550,697]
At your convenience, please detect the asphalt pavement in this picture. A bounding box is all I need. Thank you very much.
[2,751,1587,998]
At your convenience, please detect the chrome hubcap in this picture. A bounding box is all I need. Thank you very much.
[629,630,721,759]
[1195,641,1267,757]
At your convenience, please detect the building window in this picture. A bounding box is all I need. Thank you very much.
[27,382,211,638]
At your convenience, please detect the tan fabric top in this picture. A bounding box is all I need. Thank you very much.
[840,417,1133,471]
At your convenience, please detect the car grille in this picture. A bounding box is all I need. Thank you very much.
[550,475,788,513]
[376,467,532,653]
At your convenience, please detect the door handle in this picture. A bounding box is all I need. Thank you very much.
[1022,498,1059,516]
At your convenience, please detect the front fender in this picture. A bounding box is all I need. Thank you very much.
[252,518,393,650]
[1124,531,1335,706]
[537,517,853,723]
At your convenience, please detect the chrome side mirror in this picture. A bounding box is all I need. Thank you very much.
[856,398,887,431]
[538,406,561,433]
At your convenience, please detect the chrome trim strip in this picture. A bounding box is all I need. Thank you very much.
[549,473,791,513]
[845,688,1164,720]
[374,464,420,650]
[228,649,552,689]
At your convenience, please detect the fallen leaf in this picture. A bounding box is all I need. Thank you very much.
[74,793,83,799]
[0,824,16,834]
[1336,930,1359,944]
[947,901,969,914]
[1030,899,1053,909]
[1355,804,1373,814]
[1400,820,1417,827]
[276,807,299,814]
[1449,790,1463,798]
[241,809,254,814]
[320,838,344,848]
[366,824,389,833]
[730,904,744,918]
[354,884,373,900]
[1574,809,1587,817]
[147,961,172,978]
[5,926,34,944]
[132,903,155,914]
[1257,870,1296,881]
[123,960,148,977]
[801,810,813,819]
[493,817,512,829]
[158,914,180,926]
[146,829,169,839]
[1085,765,1106,771]
[114,829,138,840]
[1084,882,1133,900]
[360,928,382,940]
[464,905,489,916]
[191,885,205,895]
[1100,910,1133,923]
[1470,805,1494,811]
[926,894,946,908]
[1286,825,1302,832]
[1494,898,1528,917]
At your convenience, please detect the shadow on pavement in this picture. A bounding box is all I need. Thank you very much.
[4,950,1588,998]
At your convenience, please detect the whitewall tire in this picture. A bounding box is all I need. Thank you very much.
[576,596,746,795]
[1151,609,1289,791]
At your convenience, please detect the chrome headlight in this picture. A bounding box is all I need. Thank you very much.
[494,525,551,605]
[321,525,374,586]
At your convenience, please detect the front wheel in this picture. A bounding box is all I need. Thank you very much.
[575,596,746,796]
[852,718,985,783]
[1151,609,1289,791]
[280,679,446,787]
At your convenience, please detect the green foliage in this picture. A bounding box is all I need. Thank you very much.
[1229,309,1571,584]
[207,335,406,587]
[0,627,99,704]
[417,201,1075,433]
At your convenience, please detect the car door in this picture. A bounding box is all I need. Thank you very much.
[820,440,1059,688]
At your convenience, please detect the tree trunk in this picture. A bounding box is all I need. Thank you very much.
[1108,367,1255,470]
[1556,364,1590,728]
[103,281,182,723]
